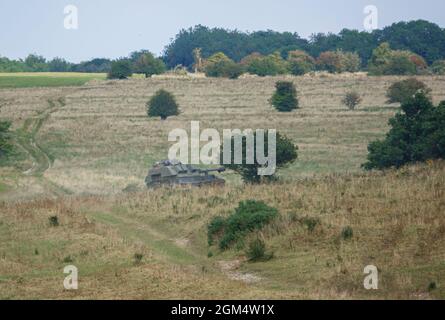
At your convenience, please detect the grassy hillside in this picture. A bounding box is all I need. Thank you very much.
[0,162,444,299]
[0,74,444,299]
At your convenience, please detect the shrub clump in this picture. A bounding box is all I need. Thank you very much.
[341,226,354,240]
[107,59,133,79]
[204,52,243,79]
[431,60,445,75]
[133,253,143,264]
[270,81,299,112]
[207,200,279,250]
[342,91,362,110]
[246,52,288,76]
[301,217,321,232]
[246,238,273,262]
[386,78,431,104]
[316,50,361,73]
[147,89,180,120]
[49,216,59,227]
[368,43,426,76]
[364,92,445,170]
[287,50,315,75]
[133,52,166,78]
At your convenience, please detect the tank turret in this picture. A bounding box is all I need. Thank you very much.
[145,160,225,188]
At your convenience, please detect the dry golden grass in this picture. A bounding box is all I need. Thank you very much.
[1,161,444,299]
[0,74,444,299]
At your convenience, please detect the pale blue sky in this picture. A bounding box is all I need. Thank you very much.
[1,0,444,62]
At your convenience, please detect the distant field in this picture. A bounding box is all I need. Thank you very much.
[0,72,106,88]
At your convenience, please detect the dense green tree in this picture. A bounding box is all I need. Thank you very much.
[386,78,431,104]
[270,81,299,112]
[221,131,298,183]
[24,54,49,72]
[363,92,445,170]
[147,89,180,120]
[71,58,111,73]
[48,57,72,72]
[133,52,166,77]
[107,59,132,79]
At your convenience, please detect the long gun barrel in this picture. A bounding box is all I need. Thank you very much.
[199,167,226,175]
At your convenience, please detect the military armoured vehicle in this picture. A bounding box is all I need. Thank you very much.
[145,160,225,188]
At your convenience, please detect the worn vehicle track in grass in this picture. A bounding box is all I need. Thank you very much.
[13,94,74,196]
[89,209,263,285]
[17,97,65,176]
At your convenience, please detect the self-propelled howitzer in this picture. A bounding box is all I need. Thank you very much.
[145,160,225,188]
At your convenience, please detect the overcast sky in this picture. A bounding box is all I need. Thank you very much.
[1,0,445,62]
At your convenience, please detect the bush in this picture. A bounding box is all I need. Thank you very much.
[133,52,166,78]
[107,59,132,79]
[207,216,226,245]
[431,60,445,75]
[246,238,273,262]
[221,131,298,183]
[204,53,243,79]
[147,89,180,120]
[386,78,431,104]
[301,217,320,232]
[363,92,445,170]
[316,51,342,73]
[207,200,279,250]
[270,81,299,112]
[342,91,362,110]
[368,43,424,76]
[287,50,315,75]
[133,253,143,264]
[316,50,361,73]
[0,120,13,160]
[246,52,288,76]
[341,226,354,240]
[49,216,59,227]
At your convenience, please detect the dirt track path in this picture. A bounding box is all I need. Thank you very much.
[18,97,65,176]
[90,209,262,285]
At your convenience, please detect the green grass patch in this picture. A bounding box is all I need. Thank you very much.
[0,72,106,88]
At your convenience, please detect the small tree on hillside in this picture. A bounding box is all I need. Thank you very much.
[270,81,299,112]
[133,52,166,78]
[147,90,180,120]
[108,59,132,79]
[386,78,431,104]
[342,91,362,110]
[221,131,298,183]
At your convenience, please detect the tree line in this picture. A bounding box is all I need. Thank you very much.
[1,19,445,77]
